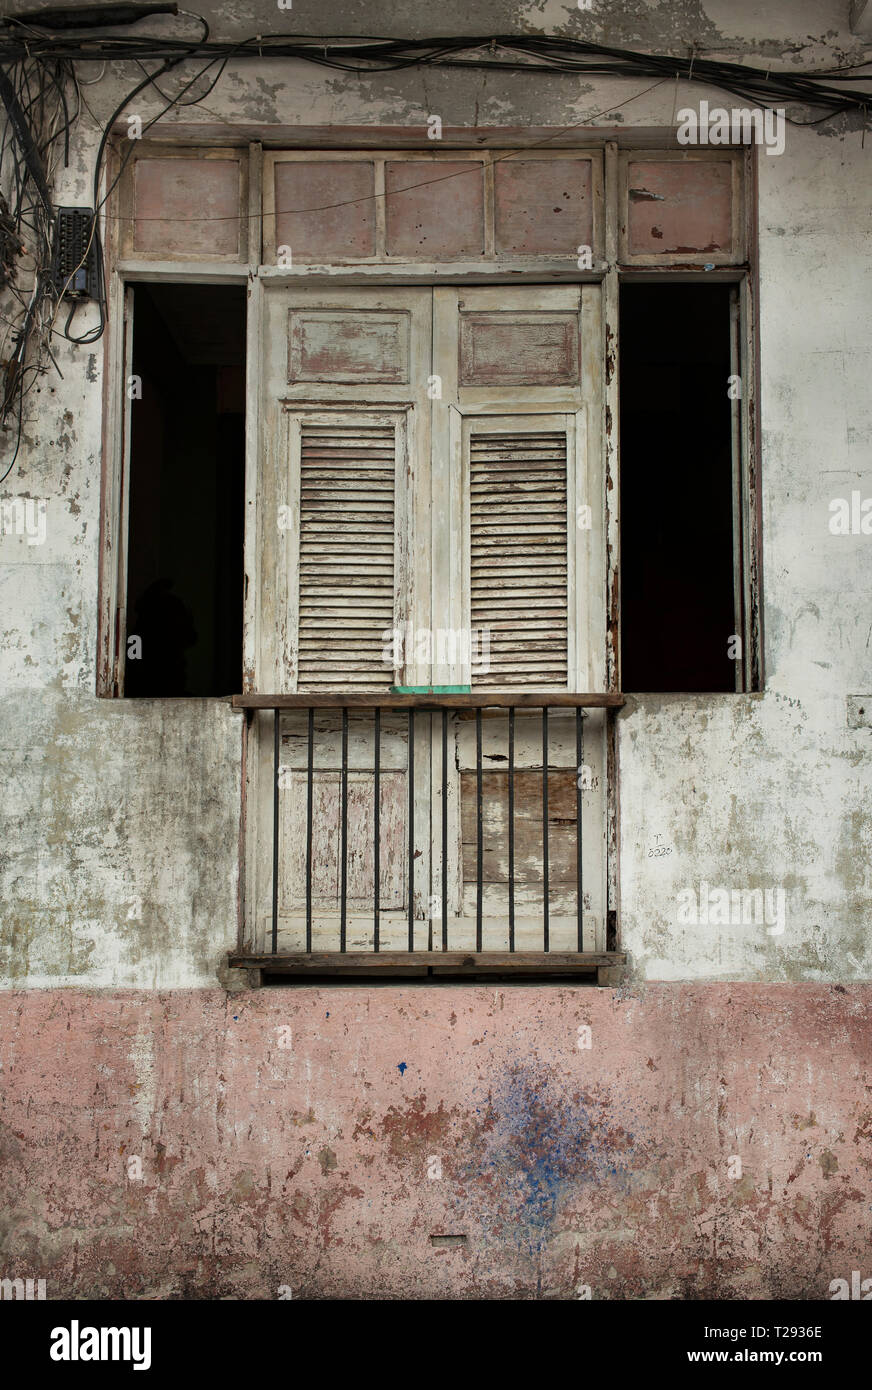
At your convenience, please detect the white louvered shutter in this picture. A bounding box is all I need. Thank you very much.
[432,286,600,693]
[468,427,569,688]
[296,418,398,689]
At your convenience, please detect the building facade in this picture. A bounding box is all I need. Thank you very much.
[1,0,871,1298]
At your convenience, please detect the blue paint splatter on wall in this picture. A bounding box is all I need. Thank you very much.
[459,1060,644,1259]
[397,1062,408,1075]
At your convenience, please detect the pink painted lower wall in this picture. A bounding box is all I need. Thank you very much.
[1,984,869,1300]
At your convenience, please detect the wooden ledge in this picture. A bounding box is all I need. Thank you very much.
[230,951,626,982]
[232,693,625,710]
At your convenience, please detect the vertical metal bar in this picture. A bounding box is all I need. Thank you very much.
[408,708,415,951]
[576,706,583,952]
[340,707,348,952]
[542,705,549,952]
[441,707,448,953]
[374,707,380,952]
[272,708,280,956]
[476,707,483,952]
[508,707,515,952]
[305,707,314,953]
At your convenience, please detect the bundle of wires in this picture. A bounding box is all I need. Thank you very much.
[0,48,76,478]
[0,6,215,479]
[0,26,870,122]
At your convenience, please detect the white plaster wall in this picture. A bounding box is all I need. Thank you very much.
[0,130,244,989]
[620,124,872,980]
[1,2,870,985]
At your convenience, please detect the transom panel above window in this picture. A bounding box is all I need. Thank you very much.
[262,150,604,265]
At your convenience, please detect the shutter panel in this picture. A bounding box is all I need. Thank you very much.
[469,428,569,688]
[297,419,396,688]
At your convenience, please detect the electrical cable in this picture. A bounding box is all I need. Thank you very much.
[0,23,197,447]
[0,32,867,120]
[48,10,212,345]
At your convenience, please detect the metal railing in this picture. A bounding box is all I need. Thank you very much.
[231,691,625,975]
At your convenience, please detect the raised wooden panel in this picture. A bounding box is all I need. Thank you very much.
[288,309,410,383]
[460,771,578,884]
[459,312,579,387]
[624,157,734,258]
[132,156,241,256]
[280,770,406,911]
[273,161,376,260]
[384,160,484,257]
[445,708,606,948]
[494,158,593,254]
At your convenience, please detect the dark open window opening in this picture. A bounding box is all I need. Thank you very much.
[124,282,246,697]
[619,283,738,693]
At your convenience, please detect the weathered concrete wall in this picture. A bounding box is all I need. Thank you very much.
[1,984,869,1299]
[1,2,870,986]
[619,120,872,980]
[0,692,242,987]
[0,112,245,988]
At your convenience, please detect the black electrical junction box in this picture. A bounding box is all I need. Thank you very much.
[52,207,100,299]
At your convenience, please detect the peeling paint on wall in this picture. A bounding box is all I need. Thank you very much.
[1,985,870,1299]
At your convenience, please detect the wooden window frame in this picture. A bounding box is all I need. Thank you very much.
[97,139,258,699]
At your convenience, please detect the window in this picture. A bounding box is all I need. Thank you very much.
[99,138,759,976]
[619,283,740,693]
[122,282,246,697]
[244,283,609,962]
[254,286,602,690]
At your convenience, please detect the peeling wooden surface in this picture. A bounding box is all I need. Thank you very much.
[228,951,622,971]
[262,150,605,266]
[272,160,376,259]
[620,151,742,264]
[468,426,569,687]
[385,159,485,258]
[121,146,248,260]
[493,156,594,255]
[296,420,398,688]
[459,314,579,386]
[233,693,624,708]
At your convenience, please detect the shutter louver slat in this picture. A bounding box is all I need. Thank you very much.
[298,421,396,689]
[469,431,568,689]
